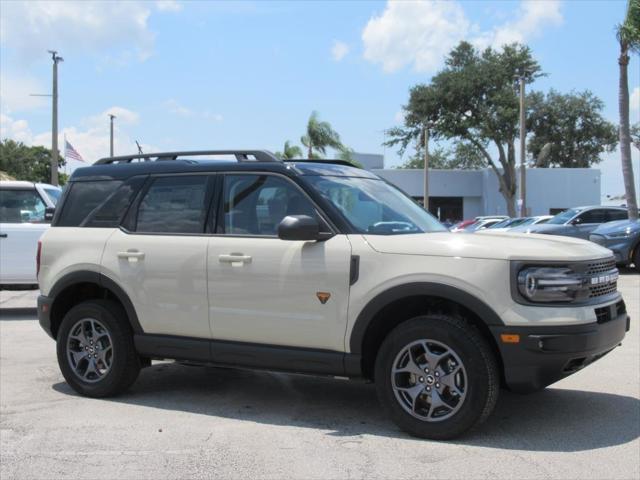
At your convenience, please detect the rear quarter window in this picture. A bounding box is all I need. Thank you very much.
[56,181,122,227]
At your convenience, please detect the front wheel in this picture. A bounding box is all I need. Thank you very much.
[56,300,141,397]
[375,314,499,439]
[633,246,640,274]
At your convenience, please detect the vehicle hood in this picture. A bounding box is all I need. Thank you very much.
[362,231,612,261]
[591,219,640,236]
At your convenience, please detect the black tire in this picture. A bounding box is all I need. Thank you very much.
[375,314,499,440]
[56,299,141,398]
[633,246,640,274]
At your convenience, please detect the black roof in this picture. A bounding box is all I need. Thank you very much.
[70,150,380,181]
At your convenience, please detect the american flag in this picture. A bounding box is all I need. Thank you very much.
[64,140,85,162]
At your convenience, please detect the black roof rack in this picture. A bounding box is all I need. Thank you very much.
[95,150,280,165]
[284,158,360,168]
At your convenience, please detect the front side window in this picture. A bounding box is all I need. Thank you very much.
[577,209,607,224]
[0,189,46,223]
[136,176,209,234]
[305,176,445,235]
[221,174,321,236]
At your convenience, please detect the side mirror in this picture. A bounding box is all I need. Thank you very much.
[278,215,333,241]
[570,217,582,226]
[44,207,56,222]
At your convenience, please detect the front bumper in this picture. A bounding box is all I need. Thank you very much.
[37,295,54,339]
[491,300,630,393]
[589,234,632,265]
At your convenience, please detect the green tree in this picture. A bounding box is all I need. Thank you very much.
[526,90,618,167]
[274,140,303,159]
[616,0,639,219]
[397,141,486,169]
[0,139,68,184]
[385,42,541,216]
[301,111,343,159]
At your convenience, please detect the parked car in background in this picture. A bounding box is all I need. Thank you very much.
[488,215,553,233]
[523,206,629,240]
[0,181,61,287]
[464,217,504,232]
[450,215,508,232]
[486,217,531,231]
[589,219,640,272]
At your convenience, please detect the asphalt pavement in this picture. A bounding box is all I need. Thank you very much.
[1,273,638,479]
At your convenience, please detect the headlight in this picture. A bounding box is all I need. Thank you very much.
[606,228,634,238]
[517,267,587,303]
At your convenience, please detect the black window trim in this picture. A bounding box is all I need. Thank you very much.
[213,171,339,239]
[120,172,217,237]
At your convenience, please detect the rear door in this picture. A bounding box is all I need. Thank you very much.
[0,188,49,284]
[206,173,352,351]
[101,174,215,338]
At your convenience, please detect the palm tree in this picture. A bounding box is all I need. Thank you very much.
[617,0,640,220]
[301,111,343,159]
[275,141,303,159]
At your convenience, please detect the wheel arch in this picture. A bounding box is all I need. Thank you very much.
[349,283,505,380]
[48,271,142,339]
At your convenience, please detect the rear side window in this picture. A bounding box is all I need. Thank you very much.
[57,181,122,226]
[84,177,146,228]
[606,210,628,222]
[136,176,210,234]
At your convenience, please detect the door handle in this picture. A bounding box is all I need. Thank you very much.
[117,250,145,262]
[0,234,7,238]
[218,253,252,265]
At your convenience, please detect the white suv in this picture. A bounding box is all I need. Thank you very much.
[0,181,61,286]
[37,150,630,439]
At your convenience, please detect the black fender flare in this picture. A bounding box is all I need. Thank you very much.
[349,282,505,354]
[48,270,143,334]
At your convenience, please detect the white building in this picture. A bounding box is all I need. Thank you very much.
[352,153,600,221]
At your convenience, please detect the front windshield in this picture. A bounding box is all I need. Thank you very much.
[546,208,580,225]
[305,176,446,235]
[43,187,62,205]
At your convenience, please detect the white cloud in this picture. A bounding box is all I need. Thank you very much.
[331,41,350,62]
[362,0,469,73]
[0,73,49,113]
[474,0,563,49]
[0,1,178,63]
[164,99,223,122]
[156,1,183,13]
[361,0,563,74]
[1,107,148,165]
[631,87,640,112]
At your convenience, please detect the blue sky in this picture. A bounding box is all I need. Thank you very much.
[0,0,638,198]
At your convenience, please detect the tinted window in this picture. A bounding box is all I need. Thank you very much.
[57,181,122,226]
[221,175,320,236]
[136,176,209,234]
[84,177,146,228]
[0,189,46,223]
[606,209,628,221]
[578,209,607,224]
[547,208,581,225]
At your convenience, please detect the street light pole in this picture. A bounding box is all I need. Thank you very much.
[49,50,63,186]
[109,114,116,157]
[518,73,527,217]
[423,124,430,212]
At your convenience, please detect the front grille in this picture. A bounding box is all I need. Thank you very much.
[587,258,616,275]
[590,282,618,298]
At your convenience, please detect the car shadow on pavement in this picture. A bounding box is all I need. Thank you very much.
[52,361,639,451]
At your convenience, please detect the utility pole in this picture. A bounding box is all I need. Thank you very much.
[518,72,527,217]
[109,114,116,157]
[423,124,430,212]
[48,50,63,186]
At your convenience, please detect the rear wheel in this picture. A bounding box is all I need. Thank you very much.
[56,300,140,397]
[375,314,499,439]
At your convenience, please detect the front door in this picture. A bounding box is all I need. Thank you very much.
[101,175,214,338]
[207,173,352,352]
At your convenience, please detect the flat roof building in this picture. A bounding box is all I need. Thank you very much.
[351,153,600,221]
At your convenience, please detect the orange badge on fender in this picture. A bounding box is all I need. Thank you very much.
[316,292,331,304]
